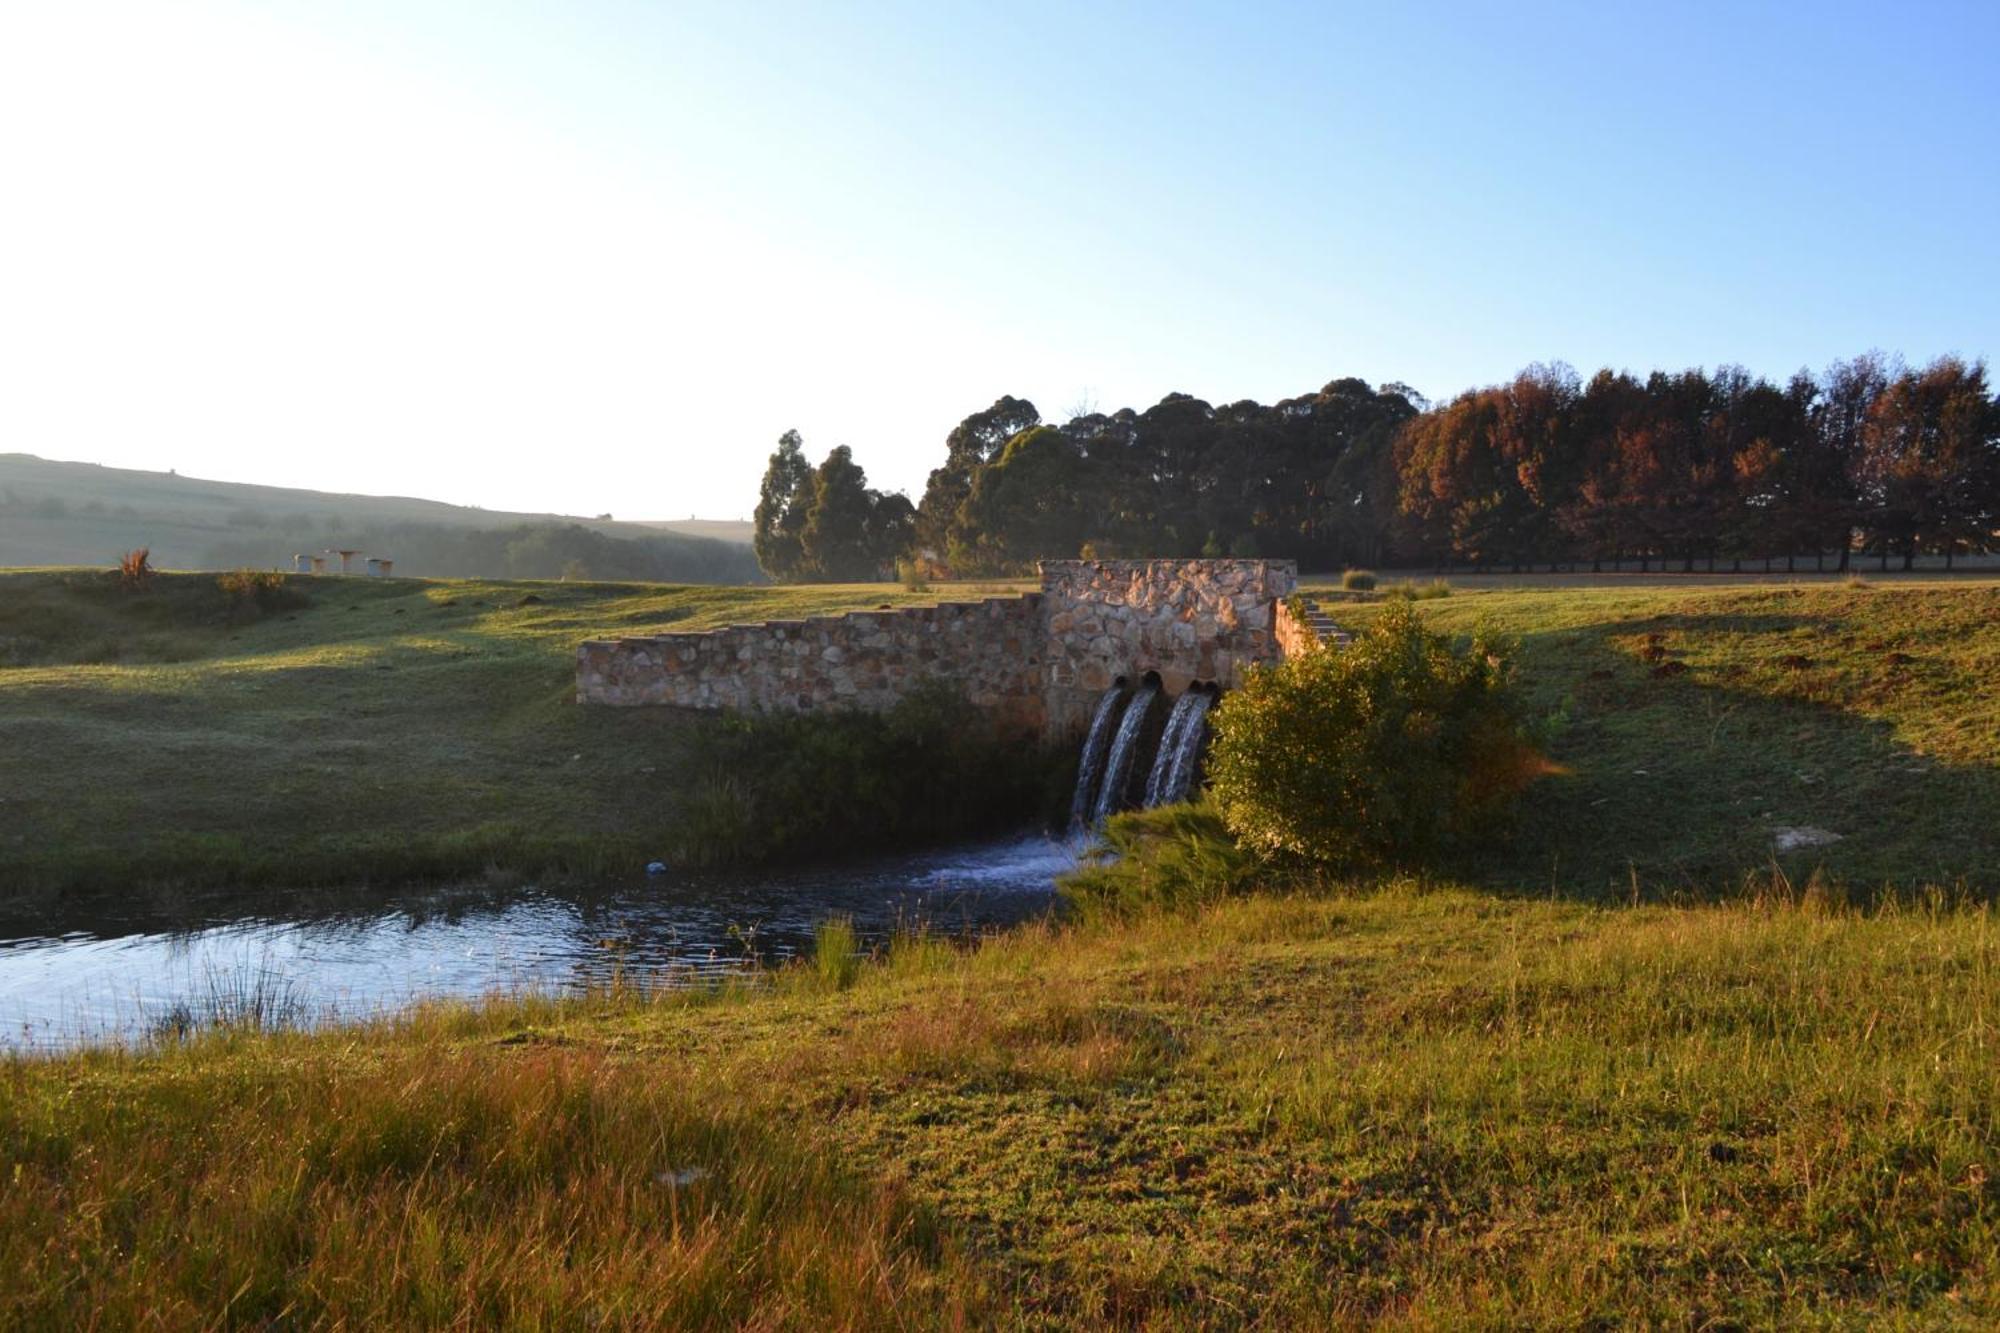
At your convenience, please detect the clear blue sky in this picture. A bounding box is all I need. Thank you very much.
[2,1,1994,519]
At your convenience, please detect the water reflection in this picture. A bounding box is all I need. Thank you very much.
[0,832,1077,1051]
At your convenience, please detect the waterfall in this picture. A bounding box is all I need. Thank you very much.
[1068,684,1128,830]
[1091,679,1159,824]
[1141,691,1204,808]
[1150,690,1214,806]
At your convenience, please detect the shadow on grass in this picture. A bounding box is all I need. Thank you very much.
[1461,609,1999,898]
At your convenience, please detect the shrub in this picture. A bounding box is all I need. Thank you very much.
[217,569,310,616]
[119,548,154,588]
[1385,578,1452,600]
[1059,803,1262,921]
[1341,568,1377,591]
[895,557,930,592]
[1206,600,1538,868]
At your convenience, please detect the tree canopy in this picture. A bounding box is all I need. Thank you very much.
[754,356,1998,579]
[753,433,913,582]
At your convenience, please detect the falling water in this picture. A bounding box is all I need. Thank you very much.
[1142,691,1205,807]
[1151,690,1214,806]
[1068,684,1129,829]
[1091,679,1159,824]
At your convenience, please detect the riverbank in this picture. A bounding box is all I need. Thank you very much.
[0,569,1044,894]
[6,872,1996,1325]
[5,569,1995,899]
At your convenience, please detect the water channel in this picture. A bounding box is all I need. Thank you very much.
[0,832,1078,1051]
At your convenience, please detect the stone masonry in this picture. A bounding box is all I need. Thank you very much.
[1038,559,1296,735]
[576,595,1046,732]
[576,558,1298,740]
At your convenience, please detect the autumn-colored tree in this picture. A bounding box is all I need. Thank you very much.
[1855,357,1998,569]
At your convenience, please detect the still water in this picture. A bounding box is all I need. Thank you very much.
[0,833,1076,1051]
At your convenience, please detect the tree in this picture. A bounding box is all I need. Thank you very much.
[1856,357,1998,569]
[955,426,1094,572]
[752,430,815,582]
[914,396,1040,564]
[801,445,880,581]
[865,491,917,573]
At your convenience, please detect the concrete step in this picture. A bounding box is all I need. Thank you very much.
[1294,598,1352,647]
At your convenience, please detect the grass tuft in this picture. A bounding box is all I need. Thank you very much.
[812,915,863,990]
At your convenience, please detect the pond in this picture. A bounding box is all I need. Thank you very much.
[0,832,1078,1051]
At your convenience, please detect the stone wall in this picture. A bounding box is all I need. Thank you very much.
[576,595,1046,733]
[1273,596,1318,660]
[1039,559,1296,735]
[577,558,1298,740]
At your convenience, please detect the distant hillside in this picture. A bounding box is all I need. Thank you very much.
[628,517,757,545]
[0,454,761,583]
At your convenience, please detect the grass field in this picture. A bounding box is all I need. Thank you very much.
[4,569,1991,899]
[1317,578,2000,894]
[4,570,2000,1324]
[0,569,1030,897]
[5,877,1996,1325]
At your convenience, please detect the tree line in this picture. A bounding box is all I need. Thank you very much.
[754,354,1998,580]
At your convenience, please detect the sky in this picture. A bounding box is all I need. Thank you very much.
[1,1,1995,521]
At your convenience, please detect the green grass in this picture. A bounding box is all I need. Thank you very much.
[5,881,1996,1325]
[0,568,1032,894]
[6,573,2000,1323]
[1320,579,2000,894]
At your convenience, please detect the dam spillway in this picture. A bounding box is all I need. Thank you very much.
[1070,678,1221,827]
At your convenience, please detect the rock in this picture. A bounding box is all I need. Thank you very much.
[1771,826,1842,853]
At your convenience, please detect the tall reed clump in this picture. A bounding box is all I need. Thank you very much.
[0,1042,984,1327]
[812,915,863,990]
[1340,568,1378,591]
[1060,803,1264,921]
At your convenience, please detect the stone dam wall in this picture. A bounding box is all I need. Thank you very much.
[577,558,1299,739]
[576,595,1047,731]
[1038,559,1296,735]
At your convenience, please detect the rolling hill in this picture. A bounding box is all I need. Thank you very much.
[0,453,759,582]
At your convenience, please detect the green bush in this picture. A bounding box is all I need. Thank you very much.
[1206,601,1536,868]
[1058,803,1262,922]
[1340,568,1377,591]
[1384,578,1452,601]
[216,569,310,616]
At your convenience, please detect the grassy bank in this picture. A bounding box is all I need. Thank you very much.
[1321,578,2000,894]
[2,571,1994,901]
[7,573,2000,1323]
[5,876,1997,1325]
[0,569,1040,896]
